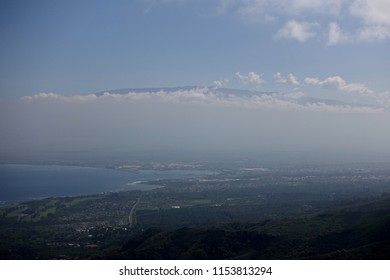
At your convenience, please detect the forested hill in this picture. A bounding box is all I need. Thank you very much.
[107,195,390,260]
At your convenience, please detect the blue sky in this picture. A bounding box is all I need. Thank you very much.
[1,0,390,162]
[0,0,389,98]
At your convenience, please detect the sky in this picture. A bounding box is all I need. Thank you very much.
[1,0,390,163]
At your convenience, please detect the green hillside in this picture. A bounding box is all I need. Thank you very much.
[108,195,390,259]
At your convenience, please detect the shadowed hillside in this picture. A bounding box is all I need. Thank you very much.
[107,195,390,260]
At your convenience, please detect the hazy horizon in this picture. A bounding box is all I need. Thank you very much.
[1,1,389,165]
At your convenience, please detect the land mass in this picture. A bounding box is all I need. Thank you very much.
[1,163,390,259]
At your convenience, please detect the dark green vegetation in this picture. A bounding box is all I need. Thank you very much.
[115,195,390,259]
[1,163,390,259]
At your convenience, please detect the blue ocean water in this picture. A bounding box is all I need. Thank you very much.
[0,164,211,203]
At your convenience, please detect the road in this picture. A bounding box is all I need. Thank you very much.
[128,197,141,227]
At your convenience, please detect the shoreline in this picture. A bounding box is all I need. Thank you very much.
[0,164,213,205]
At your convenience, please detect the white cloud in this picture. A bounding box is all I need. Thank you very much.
[21,92,98,102]
[20,87,382,113]
[327,22,352,45]
[320,76,347,90]
[213,78,229,88]
[350,0,390,26]
[358,25,390,41]
[304,77,321,85]
[274,72,300,85]
[236,71,265,85]
[283,91,305,99]
[234,0,342,22]
[304,75,374,96]
[236,0,277,23]
[275,20,318,42]
[378,91,390,108]
[274,72,287,84]
[154,1,390,44]
[287,73,300,86]
[350,0,390,40]
[216,0,390,44]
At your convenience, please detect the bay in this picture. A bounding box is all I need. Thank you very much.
[0,164,212,204]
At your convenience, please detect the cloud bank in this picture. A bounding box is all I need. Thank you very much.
[275,20,318,42]
[274,72,300,86]
[235,72,265,85]
[304,76,374,96]
[2,85,389,163]
[20,87,381,113]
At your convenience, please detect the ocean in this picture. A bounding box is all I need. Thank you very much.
[0,164,211,204]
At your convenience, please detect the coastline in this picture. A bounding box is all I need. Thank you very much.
[0,164,212,204]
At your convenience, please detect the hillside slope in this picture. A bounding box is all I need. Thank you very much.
[110,195,390,259]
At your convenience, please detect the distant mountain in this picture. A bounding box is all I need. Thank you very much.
[95,86,199,95]
[95,86,373,108]
[96,86,277,96]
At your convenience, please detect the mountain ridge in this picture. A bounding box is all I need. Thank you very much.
[94,86,375,108]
